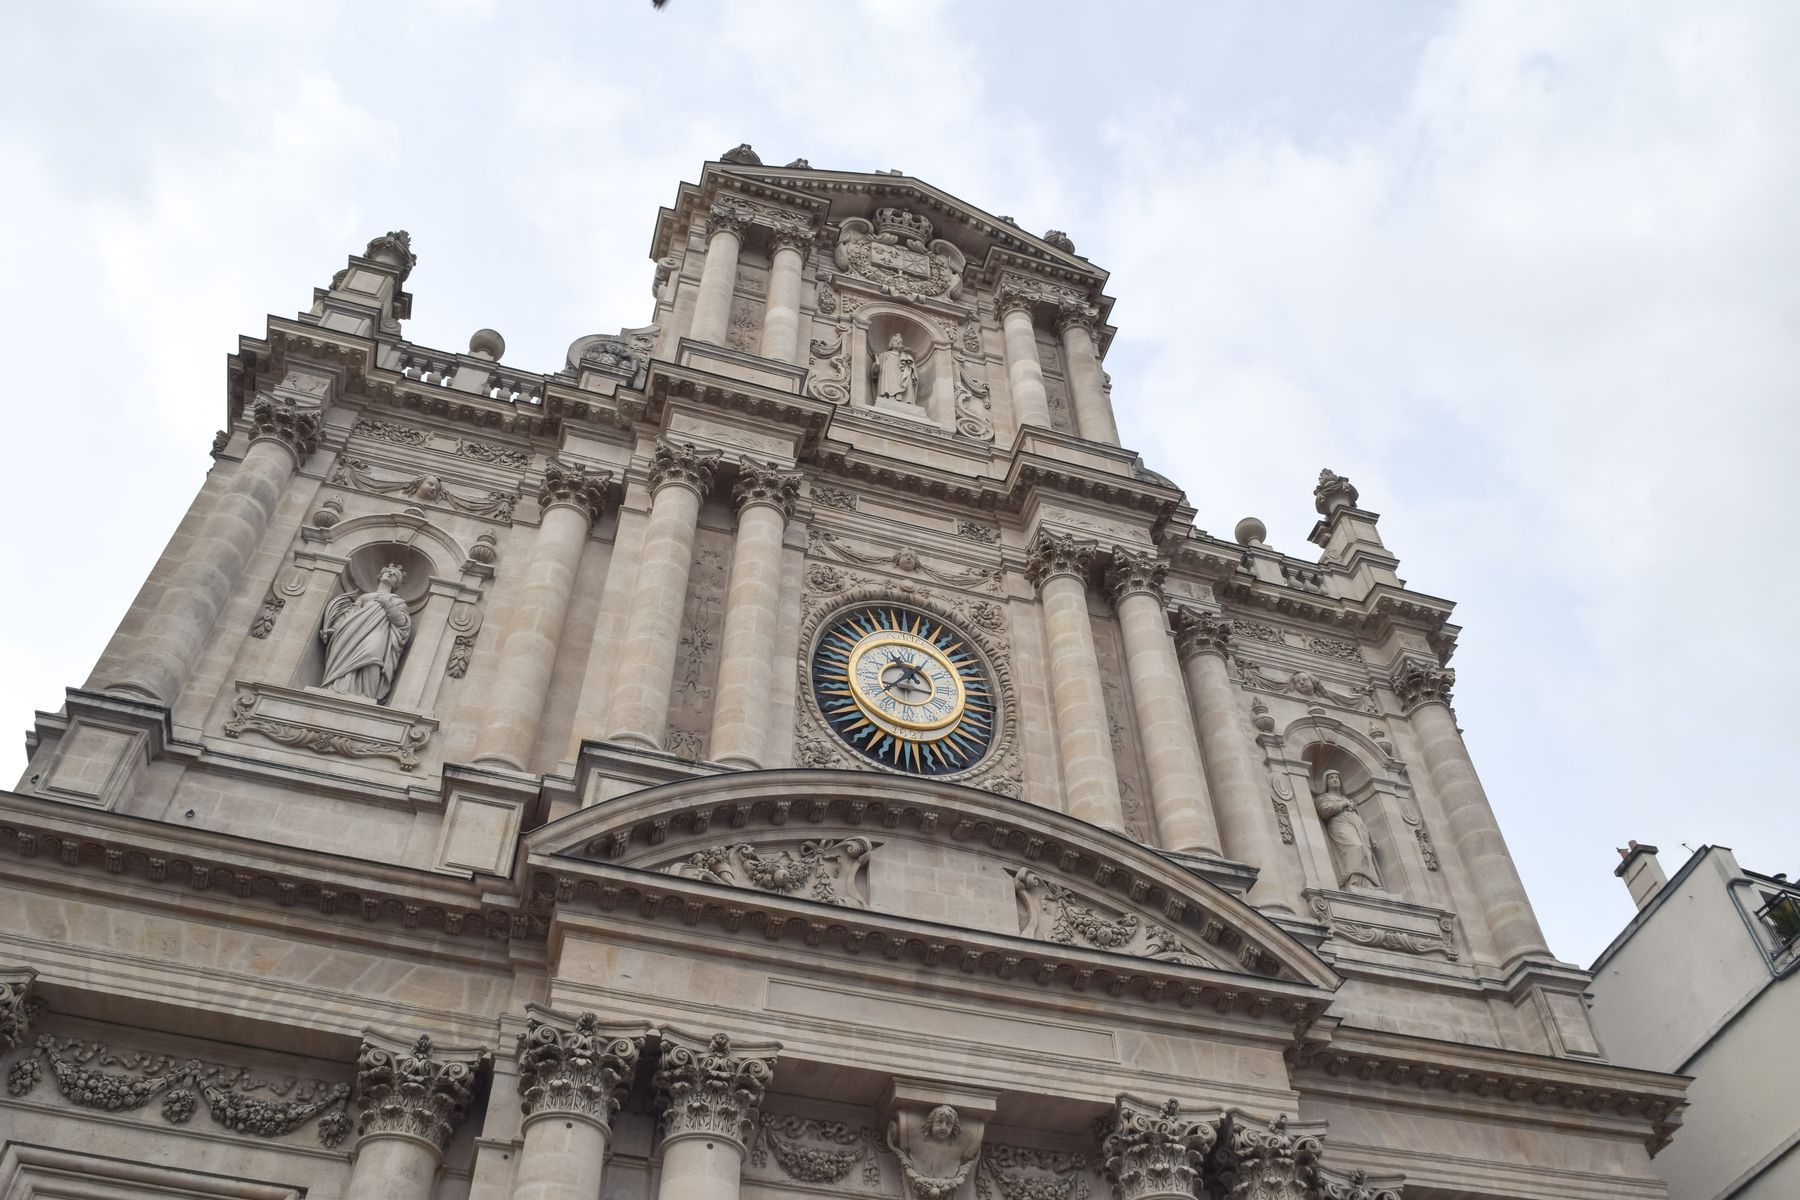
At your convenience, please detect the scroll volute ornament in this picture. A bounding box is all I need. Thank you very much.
[1100,1096,1220,1200]
[653,1030,780,1148]
[355,1034,490,1149]
[516,1010,646,1131]
[1211,1113,1324,1200]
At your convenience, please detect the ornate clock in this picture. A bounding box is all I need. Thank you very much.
[810,604,997,775]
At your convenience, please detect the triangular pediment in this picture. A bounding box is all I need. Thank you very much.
[526,769,1338,993]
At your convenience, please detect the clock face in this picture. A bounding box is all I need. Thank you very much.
[811,605,997,775]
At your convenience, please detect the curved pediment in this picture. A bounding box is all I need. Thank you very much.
[527,769,1338,992]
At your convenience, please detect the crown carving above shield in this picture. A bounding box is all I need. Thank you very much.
[874,207,934,247]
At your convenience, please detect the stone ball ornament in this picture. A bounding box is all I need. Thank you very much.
[810,603,998,776]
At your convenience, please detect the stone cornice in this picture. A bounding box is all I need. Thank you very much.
[1288,1024,1687,1154]
[634,362,836,454]
[651,172,829,263]
[0,789,542,948]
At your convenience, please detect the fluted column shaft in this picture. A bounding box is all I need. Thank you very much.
[474,463,608,769]
[607,442,719,749]
[1398,660,1550,964]
[691,216,744,346]
[1028,533,1124,832]
[709,462,799,768]
[110,401,318,704]
[1109,556,1220,855]
[1176,611,1302,914]
[760,239,807,364]
[1058,313,1118,445]
[1001,302,1051,432]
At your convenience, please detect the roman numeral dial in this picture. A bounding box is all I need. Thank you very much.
[810,604,998,776]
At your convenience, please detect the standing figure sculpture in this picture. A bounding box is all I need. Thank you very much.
[320,564,412,702]
[872,333,919,407]
[1315,769,1381,889]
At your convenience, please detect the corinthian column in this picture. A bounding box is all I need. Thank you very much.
[1174,609,1302,914]
[709,460,800,768]
[1057,305,1118,445]
[760,230,811,364]
[346,1035,489,1200]
[652,1031,780,1200]
[1211,1114,1325,1200]
[1106,551,1220,855]
[1026,531,1125,832]
[512,1010,646,1200]
[691,206,748,346]
[1100,1096,1219,1200]
[109,397,320,705]
[1393,657,1550,965]
[999,285,1051,432]
[607,439,721,749]
[473,462,609,770]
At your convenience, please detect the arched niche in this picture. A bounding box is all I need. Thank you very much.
[855,304,955,430]
[1281,715,1435,902]
[293,540,437,695]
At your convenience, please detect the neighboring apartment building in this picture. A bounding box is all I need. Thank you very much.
[1589,843,1800,1198]
[0,149,1689,1200]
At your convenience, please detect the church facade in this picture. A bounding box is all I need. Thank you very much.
[2,151,1686,1200]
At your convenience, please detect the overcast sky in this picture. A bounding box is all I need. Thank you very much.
[3,1,1795,967]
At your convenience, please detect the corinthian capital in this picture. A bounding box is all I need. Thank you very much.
[1100,1096,1220,1200]
[1390,656,1455,712]
[1106,546,1169,606]
[248,396,321,462]
[648,438,723,499]
[537,460,612,527]
[1055,302,1101,336]
[732,457,801,519]
[0,967,39,1057]
[771,226,817,258]
[1172,607,1233,661]
[706,200,754,240]
[354,1034,489,1150]
[1211,1113,1324,1200]
[1024,529,1097,590]
[516,1009,646,1131]
[652,1029,779,1149]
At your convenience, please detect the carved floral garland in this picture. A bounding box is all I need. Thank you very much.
[750,1113,885,1187]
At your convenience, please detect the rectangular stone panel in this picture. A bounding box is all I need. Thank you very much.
[766,977,1117,1060]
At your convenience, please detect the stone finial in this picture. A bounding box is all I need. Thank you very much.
[516,1010,646,1131]
[784,157,812,169]
[1172,608,1233,661]
[888,1104,986,1200]
[1212,1114,1325,1200]
[1100,1096,1220,1200]
[1234,517,1267,548]
[364,231,417,282]
[648,438,723,498]
[248,396,322,462]
[1043,229,1075,253]
[1314,469,1360,517]
[652,1030,779,1149]
[1023,529,1097,590]
[354,1034,489,1150]
[537,461,611,528]
[1389,657,1455,713]
[0,968,39,1057]
[1105,547,1169,606]
[720,143,762,165]
[732,457,801,519]
[468,329,505,360]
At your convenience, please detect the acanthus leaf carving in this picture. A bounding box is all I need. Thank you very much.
[1023,530,1097,590]
[1390,657,1455,713]
[733,458,802,520]
[248,396,321,462]
[516,1010,644,1130]
[1211,1113,1324,1200]
[355,1034,488,1150]
[1105,547,1169,606]
[538,460,611,527]
[649,438,723,498]
[1099,1096,1219,1200]
[653,1030,779,1148]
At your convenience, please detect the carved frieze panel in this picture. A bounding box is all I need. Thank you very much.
[1306,888,1460,963]
[666,838,876,907]
[348,419,531,472]
[810,529,1003,596]
[750,1112,887,1188]
[1012,869,1225,970]
[331,457,519,523]
[1234,660,1378,714]
[665,528,730,761]
[978,1143,1094,1200]
[222,682,436,771]
[6,1032,351,1147]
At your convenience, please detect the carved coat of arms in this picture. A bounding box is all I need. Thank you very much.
[835,208,966,302]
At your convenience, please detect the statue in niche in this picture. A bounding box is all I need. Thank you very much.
[320,564,412,703]
[888,1104,983,1200]
[872,334,920,407]
[1315,770,1381,889]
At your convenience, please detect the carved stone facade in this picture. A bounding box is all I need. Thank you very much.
[2,153,1683,1200]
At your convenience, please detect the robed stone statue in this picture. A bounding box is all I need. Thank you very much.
[872,333,919,407]
[1315,769,1381,889]
[320,564,412,702]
